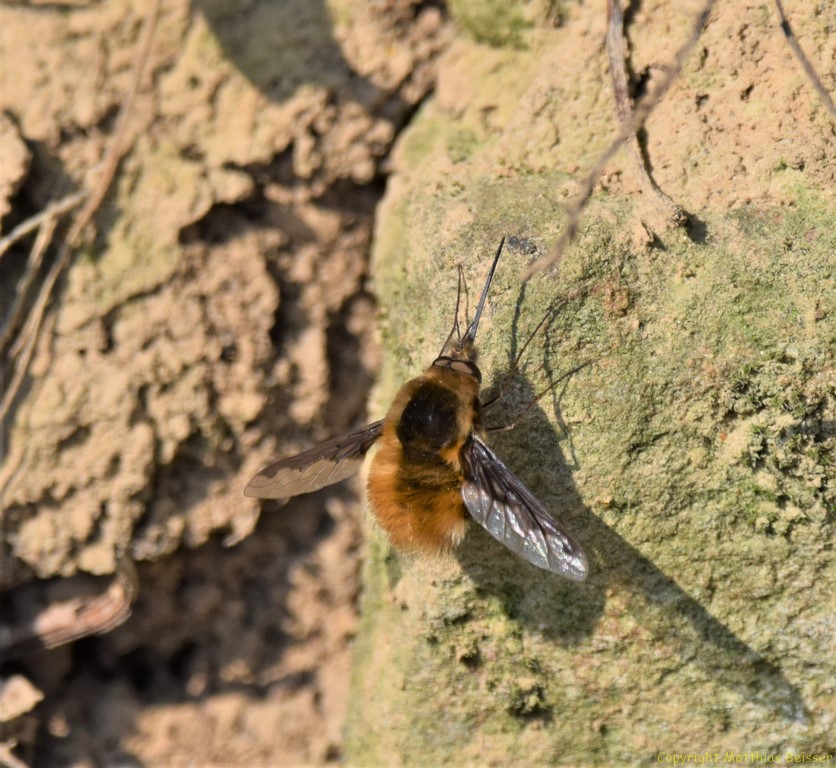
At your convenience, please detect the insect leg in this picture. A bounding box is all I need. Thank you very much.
[481,299,566,410]
[485,360,593,432]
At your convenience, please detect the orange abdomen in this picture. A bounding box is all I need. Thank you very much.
[367,430,468,551]
[366,366,481,551]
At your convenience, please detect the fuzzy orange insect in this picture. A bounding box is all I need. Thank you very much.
[245,241,587,580]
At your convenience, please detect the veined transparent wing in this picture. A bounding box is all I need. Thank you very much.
[244,421,384,500]
[460,435,588,581]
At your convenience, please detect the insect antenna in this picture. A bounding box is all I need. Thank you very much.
[438,264,466,357]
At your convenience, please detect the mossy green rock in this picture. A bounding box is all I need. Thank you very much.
[347,5,834,765]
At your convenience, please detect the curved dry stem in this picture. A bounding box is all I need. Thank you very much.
[523,0,717,280]
[773,0,836,121]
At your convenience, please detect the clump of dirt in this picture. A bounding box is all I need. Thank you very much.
[0,0,445,765]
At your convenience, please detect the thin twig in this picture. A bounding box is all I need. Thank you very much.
[0,190,85,261]
[606,0,686,228]
[0,214,58,353]
[773,0,836,121]
[524,0,716,279]
[0,0,161,425]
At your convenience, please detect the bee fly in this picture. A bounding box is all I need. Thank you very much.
[245,240,588,581]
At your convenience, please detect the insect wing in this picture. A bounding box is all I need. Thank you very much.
[244,420,384,499]
[460,436,588,581]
